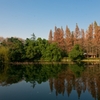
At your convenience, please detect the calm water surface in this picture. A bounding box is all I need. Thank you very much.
[0,63,99,100]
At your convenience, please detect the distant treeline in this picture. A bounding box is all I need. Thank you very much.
[0,21,100,62]
[0,34,64,63]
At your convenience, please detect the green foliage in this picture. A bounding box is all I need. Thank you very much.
[68,44,84,61]
[24,38,42,61]
[24,37,62,62]
[31,33,36,40]
[36,38,49,59]
[69,63,85,77]
[24,39,36,60]
[8,38,25,62]
[43,43,62,61]
[0,64,66,86]
[0,46,9,63]
[0,33,63,62]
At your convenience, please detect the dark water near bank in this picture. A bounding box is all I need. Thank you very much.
[0,63,100,100]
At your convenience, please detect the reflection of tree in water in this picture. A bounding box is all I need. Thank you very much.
[49,67,76,97]
[54,75,65,96]
[49,63,100,100]
[0,63,100,99]
[49,78,54,92]
[0,64,25,86]
[82,64,100,100]
[65,68,75,97]
[0,64,66,87]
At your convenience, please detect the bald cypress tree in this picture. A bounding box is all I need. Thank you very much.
[74,24,80,45]
[65,26,72,53]
[94,22,100,57]
[54,26,58,42]
[48,29,53,43]
[85,24,93,54]
[59,27,65,51]
[80,29,85,51]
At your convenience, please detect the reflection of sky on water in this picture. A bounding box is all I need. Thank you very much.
[0,80,94,100]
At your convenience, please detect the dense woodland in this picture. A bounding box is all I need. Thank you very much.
[0,34,63,62]
[48,21,100,57]
[0,21,100,62]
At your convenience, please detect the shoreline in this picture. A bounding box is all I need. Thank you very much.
[9,59,100,65]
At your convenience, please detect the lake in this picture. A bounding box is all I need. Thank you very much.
[0,63,100,100]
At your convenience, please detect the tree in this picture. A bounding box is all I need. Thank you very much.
[94,25,100,57]
[43,43,62,61]
[85,24,93,54]
[36,38,49,60]
[69,44,84,61]
[48,30,53,43]
[31,33,36,41]
[59,27,65,51]
[24,38,49,61]
[8,37,24,62]
[24,39,39,61]
[53,27,65,51]
[80,29,85,51]
[0,46,9,63]
[54,26,57,42]
[74,24,80,45]
[65,26,72,53]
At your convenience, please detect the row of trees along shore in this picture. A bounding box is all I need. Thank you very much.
[48,21,100,58]
[0,21,100,63]
[0,34,63,63]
